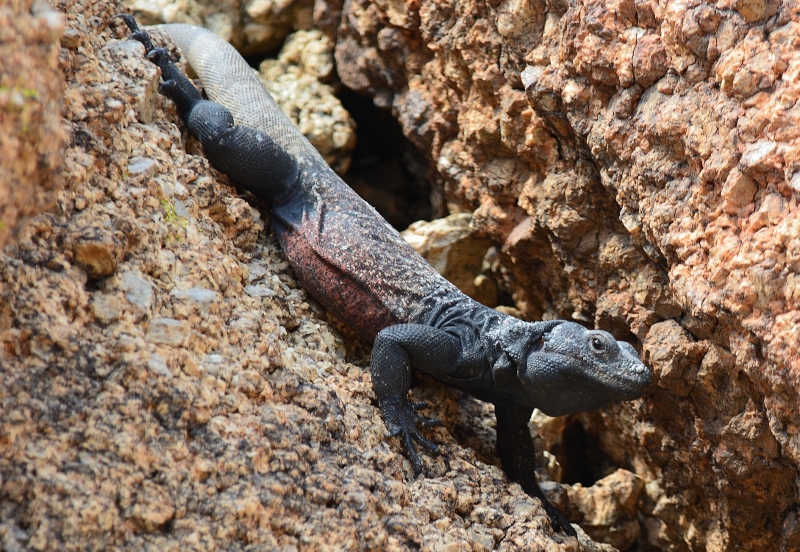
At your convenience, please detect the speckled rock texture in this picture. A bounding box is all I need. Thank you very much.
[6,0,800,550]
[327,0,800,550]
[0,0,66,250]
[0,0,617,551]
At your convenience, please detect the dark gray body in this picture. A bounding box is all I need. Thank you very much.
[120,18,651,537]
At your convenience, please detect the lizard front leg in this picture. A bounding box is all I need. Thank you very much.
[371,324,463,474]
[495,402,577,537]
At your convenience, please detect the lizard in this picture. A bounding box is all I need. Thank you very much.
[118,16,652,537]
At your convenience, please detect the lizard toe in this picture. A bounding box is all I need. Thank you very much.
[116,15,157,52]
[401,432,424,475]
[419,416,441,427]
[412,431,440,455]
[382,396,441,473]
[115,13,137,31]
[146,48,172,67]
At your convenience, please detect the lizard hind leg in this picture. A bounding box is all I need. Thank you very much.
[194,122,301,206]
[118,15,299,205]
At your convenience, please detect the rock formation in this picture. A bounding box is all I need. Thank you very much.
[1,0,799,550]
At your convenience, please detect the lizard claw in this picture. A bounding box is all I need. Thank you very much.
[157,80,180,98]
[419,416,441,427]
[116,14,156,52]
[381,397,440,475]
[115,13,137,31]
[146,48,172,66]
[409,400,442,426]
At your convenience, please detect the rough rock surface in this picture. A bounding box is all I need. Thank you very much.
[258,28,356,174]
[6,0,800,550]
[402,213,499,307]
[0,0,66,250]
[328,0,800,550]
[0,0,617,551]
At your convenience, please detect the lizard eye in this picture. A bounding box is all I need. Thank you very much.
[589,335,607,353]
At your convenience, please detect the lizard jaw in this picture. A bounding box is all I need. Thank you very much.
[522,322,651,413]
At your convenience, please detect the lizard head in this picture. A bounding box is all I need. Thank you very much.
[520,321,650,416]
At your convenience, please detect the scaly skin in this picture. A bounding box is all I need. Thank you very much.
[118,16,652,537]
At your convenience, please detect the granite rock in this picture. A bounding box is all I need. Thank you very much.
[0,0,66,250]
[326,0,800,549]
[0,0,615,550]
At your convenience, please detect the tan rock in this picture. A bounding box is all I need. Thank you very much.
[5,0,800,549]
[0,0,66,250]
[567,469,645,550]
[402,213,498,307]
[126,0,311,55]
[259,29,355,174]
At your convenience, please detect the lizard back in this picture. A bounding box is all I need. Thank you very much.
[155,24,467,341]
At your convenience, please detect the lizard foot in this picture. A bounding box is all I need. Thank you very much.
[381,397,440,475]
[116,15,203,118]
[116,14,155,52]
